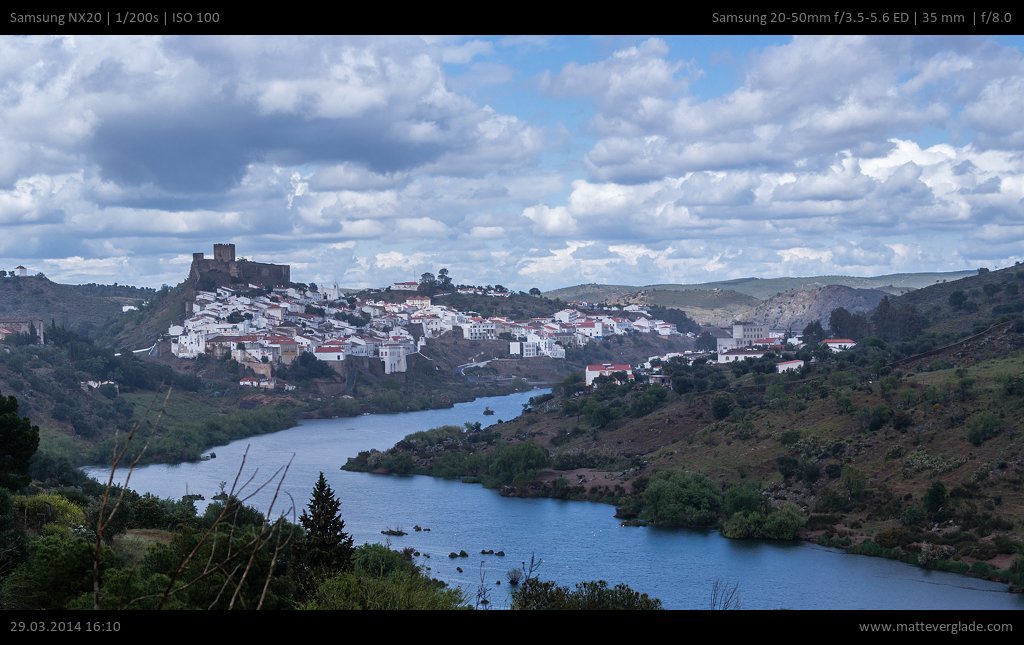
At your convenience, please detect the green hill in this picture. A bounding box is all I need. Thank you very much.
[546,271,975,304]
[892,266,1024,338]
[359,271,1024,587]
[0,276,149,338]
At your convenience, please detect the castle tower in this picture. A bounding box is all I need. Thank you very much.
[213,243,236,263]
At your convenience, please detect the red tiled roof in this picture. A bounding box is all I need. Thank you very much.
[586,363,632,372]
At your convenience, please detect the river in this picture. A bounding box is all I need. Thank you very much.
[85,389,1023,609]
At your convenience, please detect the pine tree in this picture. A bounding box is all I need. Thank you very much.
[299,472,354,577]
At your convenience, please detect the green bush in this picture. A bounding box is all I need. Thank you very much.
[760,503,805,540]
[710,393,734,420]
[967,413,1001,446]
[512,579,661,610]
[779,430,801,446]
[484,442,549,488]
[724,483,767,516]
[12,493,86,531]
[640,470,721,528]
[776,456,799,479]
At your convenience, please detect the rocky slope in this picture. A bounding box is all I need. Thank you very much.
[752,286,888,330]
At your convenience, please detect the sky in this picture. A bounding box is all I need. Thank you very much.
[1,35,1023,290]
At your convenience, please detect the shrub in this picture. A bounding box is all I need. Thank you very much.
[724,483,766,516]
[924,481,947,515]
[760,503,806,540]
[710,393,734,420]
[776,456,799,479]
[967,413,1001,446]
[12,493,86,531]
[512,579,661,610]
[779,430,801,447]
[640,470,721,528]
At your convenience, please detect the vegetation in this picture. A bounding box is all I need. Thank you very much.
[0,391,39,490]
[296,472,355,590]
[511,578,661,610]
[640,470,721,528]
[346,264,1024,591]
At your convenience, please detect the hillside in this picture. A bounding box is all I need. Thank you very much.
[0,275,147,338]
[753,286,888,331]
[546,271,976,326]
[893,266,1024,339]
[353,272,1024,587]
[657,271,976,300]
[548,271,975,303]
[102,280,196,351]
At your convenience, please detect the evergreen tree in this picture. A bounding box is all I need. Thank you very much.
[299,472,354,578]
[694,332,717,352]
[802,320,826,345]
[0,391,39,491]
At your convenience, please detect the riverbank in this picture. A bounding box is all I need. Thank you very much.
[341,383,1024,594]
[75,378,534,467]
[86,388,1023,610]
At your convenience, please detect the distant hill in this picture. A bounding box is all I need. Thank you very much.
[546,271,977,327]
[753,285,888,331]
[0,276,149,338]
[546,271,974,303]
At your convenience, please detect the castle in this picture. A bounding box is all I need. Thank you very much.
[190,244,290,287]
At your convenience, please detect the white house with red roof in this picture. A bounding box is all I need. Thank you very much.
[776,359,805,373]
[655,321,678,336]
[822,338,857,352]
[313,345,347,362]
[585,363,633,387]
[574,320,604,338]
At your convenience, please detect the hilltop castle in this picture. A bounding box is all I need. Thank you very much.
[189,244,290,288]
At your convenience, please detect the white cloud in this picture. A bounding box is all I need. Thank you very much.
[523,205,577,236]
[2,36,1024,290]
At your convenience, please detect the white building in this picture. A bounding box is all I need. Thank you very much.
[717,348,768,364]
[585,363,634,387]
[379,342,410,374]
[554,309,583,324]
[732,322,769,343]
[392,281,419,291]
[776,359,805,373]
[574,320,604,338]
[313,345,346,362]
[460,318,496,340]
[171,330,207,358]
[822,338,857,352]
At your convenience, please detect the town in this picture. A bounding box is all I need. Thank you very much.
[164,245,856,391]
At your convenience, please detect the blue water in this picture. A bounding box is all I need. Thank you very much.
[85,389,1023,609]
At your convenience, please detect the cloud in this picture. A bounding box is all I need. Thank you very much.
[555,37,1024,184]
[2,36,1024,290]
[523,204,577,236]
